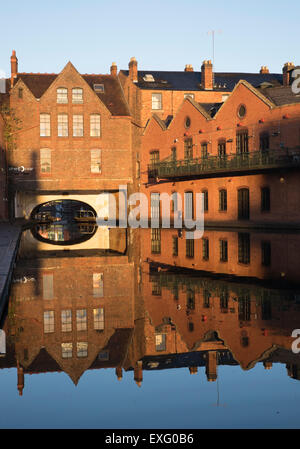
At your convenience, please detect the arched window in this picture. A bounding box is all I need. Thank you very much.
[57,88,68,104]
[219,189,227,211]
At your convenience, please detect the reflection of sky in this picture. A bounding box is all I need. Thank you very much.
[0,364,299,429]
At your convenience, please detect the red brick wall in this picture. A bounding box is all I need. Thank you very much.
[0,112,8,220]
[141,82,300,225]
[9,64,133,198]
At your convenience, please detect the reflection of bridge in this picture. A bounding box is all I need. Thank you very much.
[19,227,126,252]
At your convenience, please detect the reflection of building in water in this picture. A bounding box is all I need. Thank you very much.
[2,227,300,394]
[123,228,300,385]
[4,253,135,394]
[142,228,300,284]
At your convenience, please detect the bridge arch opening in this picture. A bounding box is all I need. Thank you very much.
[30,199,98,245]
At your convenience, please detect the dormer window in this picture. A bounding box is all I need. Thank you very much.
[143,74,155,82]
[72,88,83,103]
[57,88,68,104]
[93,84,104,93]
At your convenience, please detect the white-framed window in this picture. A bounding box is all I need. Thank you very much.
[152,93,162,110]
[61,343,72,359]
[72,88,83,103]
[93,273,103,297]
[91,149,101,173]
[61,310,72,332]
[155,333,166,351]
[57,88,68,104]
[57,114,68,137]
[93,308,104,330]
[76,309,87,331]
[77,342,88,358]
[90,114,101,137]
[40,148,51,174]
[44,311,54,333]
[73,114,83,137]
[40,114,51,137]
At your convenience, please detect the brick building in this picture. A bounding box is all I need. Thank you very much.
[0,90,8,220]
[141,78,300,226]
[6,51,134,220]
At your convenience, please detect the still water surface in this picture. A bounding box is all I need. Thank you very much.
[0,226,300,429]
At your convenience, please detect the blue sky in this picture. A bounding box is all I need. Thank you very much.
[1,0,300,76]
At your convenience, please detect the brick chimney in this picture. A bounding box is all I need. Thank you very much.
[10,50,18,88]
[260,66,270,74]
[110,62,117,77]
[185,64,194,72]
[134,360,143,387]
[17,361,24,396]
[115,366,123,380]
[129,57,138,83]
[283,62,295,87]
[205,351,217,382]
[201,60,213,90]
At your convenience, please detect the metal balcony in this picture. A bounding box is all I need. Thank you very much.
[148,148,300,181]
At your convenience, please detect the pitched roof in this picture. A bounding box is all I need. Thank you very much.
[15,73,130,116]
[120,69,283,91]
[258,85,300,106]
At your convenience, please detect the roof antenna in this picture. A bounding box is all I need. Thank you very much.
[207,30,222,69]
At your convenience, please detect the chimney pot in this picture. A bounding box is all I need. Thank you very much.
[201,59,213,90]
[184,64,194,72]
[283,61,295,86]
[129,57,138,82]
[110,62,117,76]
[10,49,18,88]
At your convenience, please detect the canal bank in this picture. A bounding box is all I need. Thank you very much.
[0,224,22,322]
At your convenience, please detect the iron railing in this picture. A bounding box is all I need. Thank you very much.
[148,148,300,180]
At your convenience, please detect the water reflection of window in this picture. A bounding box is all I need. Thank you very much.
[261,187,270,212]
[61,310,72,332]
[203,290,210,308]
[202,238,209,260]
[77,342,88,358]
[238,233,250,264]
[186,238,194,258]
[261,294,272,320]
[173,284,179,300]
[48,225,64,241]
[43,274,53,300]
[76,309,87,331]
[93,273,103,297]
[155,334,166,351]
[44,311,54,333]
[98,350,109,361]
[187,289,195,310]
[188,322,194,332]
[151,228,161,254]
[261,241,271,266]
[238,295,251,321]
[172,236,178,256]
[220,290,229,311]
[152,279,161,296]
[219,239,228,262]
[61,343,73,359]
[93,308,104,330]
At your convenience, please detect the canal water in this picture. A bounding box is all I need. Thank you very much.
[0,224,300,429]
